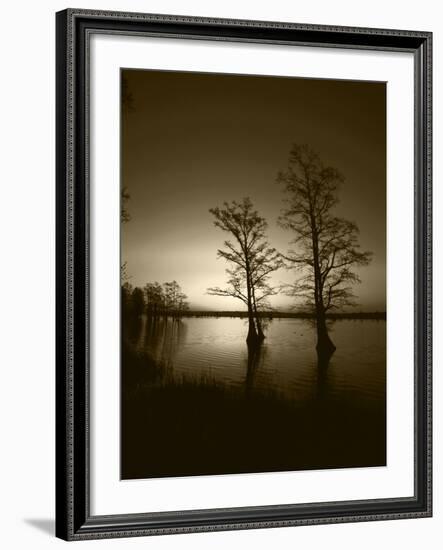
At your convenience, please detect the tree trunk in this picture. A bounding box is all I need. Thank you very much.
[255,315,265,341]
[252,290,265,341]
[245,260,258,345]
[315,309,336,362]
[246,314,258,344]
[309,207,335,364]
[246,288,258,344]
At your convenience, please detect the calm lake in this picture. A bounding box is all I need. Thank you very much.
[133,316,385,406]
[122,316,386,479]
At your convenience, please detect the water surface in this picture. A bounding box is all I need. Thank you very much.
[135,316,385,405]
[122,316,386,479]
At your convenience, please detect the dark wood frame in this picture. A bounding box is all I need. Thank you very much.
[56,8,432,541]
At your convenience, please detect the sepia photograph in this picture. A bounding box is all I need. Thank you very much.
[120,68,386,480]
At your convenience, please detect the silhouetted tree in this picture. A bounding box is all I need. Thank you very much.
[131,287,145,319]
[163,280,189,319]
[278,144,372,360]
[144,281,189,319]
[121,281,133,320]
[121,185,131,292]
[121,187,131,224]
[144,282,164,317]
[207,198,282,344]
[163,281,180,315]
[250,252,282,339]
[176,292,190,317]
[122,283,144,344]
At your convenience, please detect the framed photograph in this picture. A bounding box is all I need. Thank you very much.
[55,9,432,540]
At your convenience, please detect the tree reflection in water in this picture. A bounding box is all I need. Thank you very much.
[245,343,267,396]
[139,316,188,376]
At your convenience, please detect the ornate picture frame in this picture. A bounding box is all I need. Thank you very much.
[55,9,432,540]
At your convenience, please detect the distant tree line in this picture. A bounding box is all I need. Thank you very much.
[144,280,189,319]
[122,280,189,321]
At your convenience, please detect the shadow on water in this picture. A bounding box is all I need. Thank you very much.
[245,342,267,396]
[126,316,191,390]
[142,316,187,369]
[122,314,143,346]
[316,354,332,401]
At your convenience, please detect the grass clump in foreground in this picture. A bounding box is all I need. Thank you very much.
[121,359,386,480]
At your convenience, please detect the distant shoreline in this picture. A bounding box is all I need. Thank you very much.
[178,311,386,320]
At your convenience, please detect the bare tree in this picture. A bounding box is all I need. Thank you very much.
[121,77,132,282]
[121,189,131,313]
[163,281,180,316]
[144,280,189,319]
[131,287,145,318]
[144,282,164,317]
[250,249,281,339]
[163,281,189,319]
[207,198,282,344]
[121,187,131,224]
[277,144,372,359]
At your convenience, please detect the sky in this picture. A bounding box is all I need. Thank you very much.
[121,68,386,312]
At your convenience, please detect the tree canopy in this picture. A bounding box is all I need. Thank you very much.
[207,197,282,343]
[278,144,372,357]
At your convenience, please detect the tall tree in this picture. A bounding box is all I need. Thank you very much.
[163,281,189,319]
[277,144,372,359]
[131,287,145,318]
[207,198,282,344]
[176,291,190,317]
[121,281,133,320]
[121,186,131,291]
[144,282,164,317]
[121,187,131,224]
[163,281,180,316]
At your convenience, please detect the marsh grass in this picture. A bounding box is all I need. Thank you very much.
[121,339,165,389]
[121,343,385,479]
